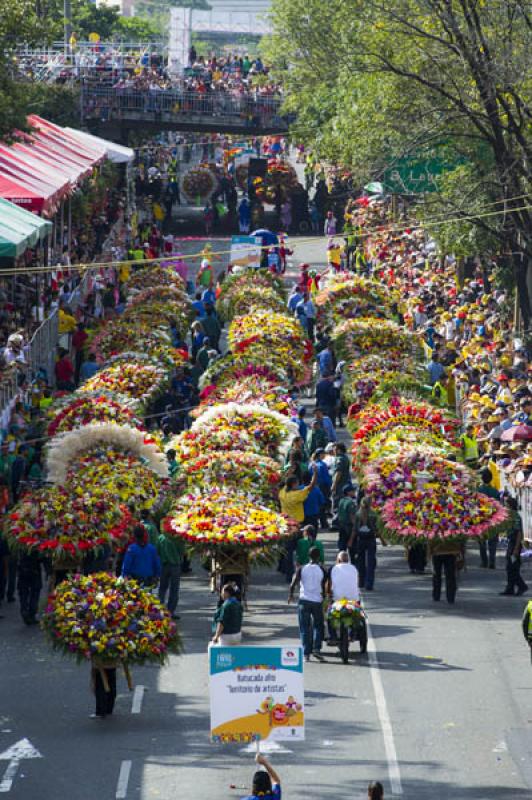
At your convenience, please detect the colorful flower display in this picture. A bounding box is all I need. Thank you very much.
[47,394,146,438]
[180,451,281,503]
[327,599,365,631]
[217,270,285,322]
[6,487,135,559]
[78,362,168,408]
[196,373,295,417]
[381,486,508,543]
[163,490,298,548]
[351,402,460,445]
[125,265,184,293]
[182,167,217,200]
[41,572,180,664]
[315,276,398,327]
[190,403,299,459]
[65,450,166,510]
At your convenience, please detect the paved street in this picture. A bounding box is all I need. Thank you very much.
[1,236,531,800]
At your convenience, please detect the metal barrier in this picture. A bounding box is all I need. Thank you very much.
[28,309,59,387]
[81,86,284,125]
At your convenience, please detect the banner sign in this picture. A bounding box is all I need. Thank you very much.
[209,645,305,744]
[230,235,263,270]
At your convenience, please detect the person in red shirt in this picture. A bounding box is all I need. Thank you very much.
[55,348,75,391]
[72,322,88,385]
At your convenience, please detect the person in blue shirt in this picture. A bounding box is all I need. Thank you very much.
[287,286,303,313]
[316,375,337,421]
[79,352,99,383]
[291,406,308,441]
[122,527,161,586]
[313,407,336,442]
[427,354,445,386]
[192,292,206,320]
[201,287,216,306]
[241,754,281,800]
[303,479,325,530]
[311,448,332,528]
[317,343,334,377]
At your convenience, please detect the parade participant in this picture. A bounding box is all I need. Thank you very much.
[477,468,500,569]
[296,524,324,566]
[315,373,337,422]
[337,484,358,558]
[302,476,325,531]
[329,550,359,599]
[79,352,99,383]
[55,348,75,391]
[500,497,528,596]
[240,753,281,800]
[306,418,328,456]
[288,546,326,661]
[428,539,462,604]
[140,509,158,546]
[521,600,532,662]
[291,407,308,441]
[90,660,118,720]
[17,551,42,625]
[461,423,479,467]
[311,448,332,528]
[157,530,184,620]
[121,526,161,587]
[279,468,318,525]
[368,782,384,800]
[313,407,336,443]
[331,442,351,507]
[212,583,243,645]
[354,496,383,591]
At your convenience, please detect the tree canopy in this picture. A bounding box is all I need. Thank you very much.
[264,0,532,323]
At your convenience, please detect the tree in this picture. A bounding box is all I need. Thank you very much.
[265,0,532,326]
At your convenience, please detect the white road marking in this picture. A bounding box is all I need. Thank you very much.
[493,740,508,753]
[240,741,292,754]
[365,618,403,796]
[0,738,42,793]
[115,760,132,799]
[131,685,145,714]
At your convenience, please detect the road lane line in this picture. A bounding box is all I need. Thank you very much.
[131,685,145,714]
[115,760,132,799]
[365,618,403,796]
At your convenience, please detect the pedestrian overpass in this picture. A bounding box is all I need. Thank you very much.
[80,86,288,140]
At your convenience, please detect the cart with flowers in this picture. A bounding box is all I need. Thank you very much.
[327,599,367,663]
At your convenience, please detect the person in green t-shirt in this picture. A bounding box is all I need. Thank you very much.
[157,531,184,618]
[296,525,325,566]
[331,442,351,506]
[212,584,243,645]
[337,484,358,559]
[140,509,159,546]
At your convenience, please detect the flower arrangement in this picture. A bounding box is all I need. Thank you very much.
[327,599,365,631]
[168,428,254,462]
[182,167,216,200]
[315,276,398,326]
[180,451,281,503]
[228,311,311,383]
[121,298,193,333]
[380,487,509,543]
[190,403,299,459]
[163,490,298,549]
[216,270,285,322]
[354,428,458,468]
[351,401,459,446]
[90,323,187,367]
[78,362,168,408]
[331,318,412,361]
[6,487,135,559]
[196,374,295,417]
[126,265,184,293]
[127,285,189,310]
[65,449,167,510]
[361,452,472,507]
[47,394,146,438]
[45,423,167,485]
[41,572,181,664]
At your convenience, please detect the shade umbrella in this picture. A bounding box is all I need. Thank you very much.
[364,181,384,195]
[355,196,370,207]
[251,228,279,246]
[501,424,532,442]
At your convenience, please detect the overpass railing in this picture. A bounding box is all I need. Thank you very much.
[80,86,284,126]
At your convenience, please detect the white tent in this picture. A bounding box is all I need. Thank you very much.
[65,128,135,164]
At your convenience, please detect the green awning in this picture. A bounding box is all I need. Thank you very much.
[0,197,52,259]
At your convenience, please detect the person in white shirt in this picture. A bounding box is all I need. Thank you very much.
[329,551,359,602]
[288,547,326,661]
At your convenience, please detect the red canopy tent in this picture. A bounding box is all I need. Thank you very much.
[0,174,55,215]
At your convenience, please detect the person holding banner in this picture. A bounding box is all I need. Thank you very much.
[240,753,281,800]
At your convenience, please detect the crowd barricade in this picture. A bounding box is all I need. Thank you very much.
[28,309,59,386]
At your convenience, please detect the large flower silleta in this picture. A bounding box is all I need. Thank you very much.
[47,393,146,438]
[180,450,281,504]
[163,490,298,549]
[78,361,168,408]
[41,572,181,664]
